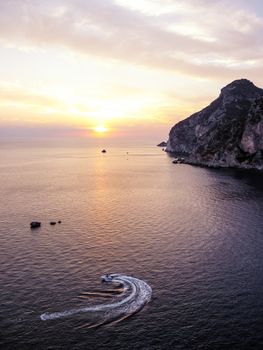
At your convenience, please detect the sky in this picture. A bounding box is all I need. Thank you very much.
[0,0,263,141]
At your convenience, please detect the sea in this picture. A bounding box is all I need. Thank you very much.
[1,139,263,350]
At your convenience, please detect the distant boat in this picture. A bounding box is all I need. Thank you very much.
[101,149,107,153]
[30,221,41,229]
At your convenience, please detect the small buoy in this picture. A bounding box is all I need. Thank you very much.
[58,220,61,224]
[50,222,56,225]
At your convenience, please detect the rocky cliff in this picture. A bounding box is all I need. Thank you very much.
[166,79,263,170]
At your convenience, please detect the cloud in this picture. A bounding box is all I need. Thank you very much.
[0,82,92,129]
[0,0,263,80]
[0,82,59,107]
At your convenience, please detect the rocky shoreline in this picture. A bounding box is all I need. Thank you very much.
[170,153,263,171]
[166,79,263,171]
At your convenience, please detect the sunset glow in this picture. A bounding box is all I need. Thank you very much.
[0,0,263,139]
[94,125,108,134]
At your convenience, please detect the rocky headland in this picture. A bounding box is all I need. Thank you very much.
[166,79,263,171]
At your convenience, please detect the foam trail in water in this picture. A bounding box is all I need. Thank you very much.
[40,274,152,326]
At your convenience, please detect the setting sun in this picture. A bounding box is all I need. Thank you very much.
[94,125,108,133]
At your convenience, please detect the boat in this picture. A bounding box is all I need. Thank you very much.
[30,221,41,229]
[101,149,107,153]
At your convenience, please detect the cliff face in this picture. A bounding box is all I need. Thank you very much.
[167,79,263,170]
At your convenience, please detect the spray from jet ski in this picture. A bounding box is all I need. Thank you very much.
[40,274,152,327]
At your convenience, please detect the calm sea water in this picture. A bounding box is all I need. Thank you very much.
[1,140,263,350]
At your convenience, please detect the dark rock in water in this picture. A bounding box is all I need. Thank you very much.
[50,222,56,225]
[101,149,107,153]
[30,221,41,229]
[157,141,167,147]
[167,79,263,171]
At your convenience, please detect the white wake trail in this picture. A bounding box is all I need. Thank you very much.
[40,274,152,326]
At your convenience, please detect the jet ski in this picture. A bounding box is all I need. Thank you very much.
[101,274,113,282]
